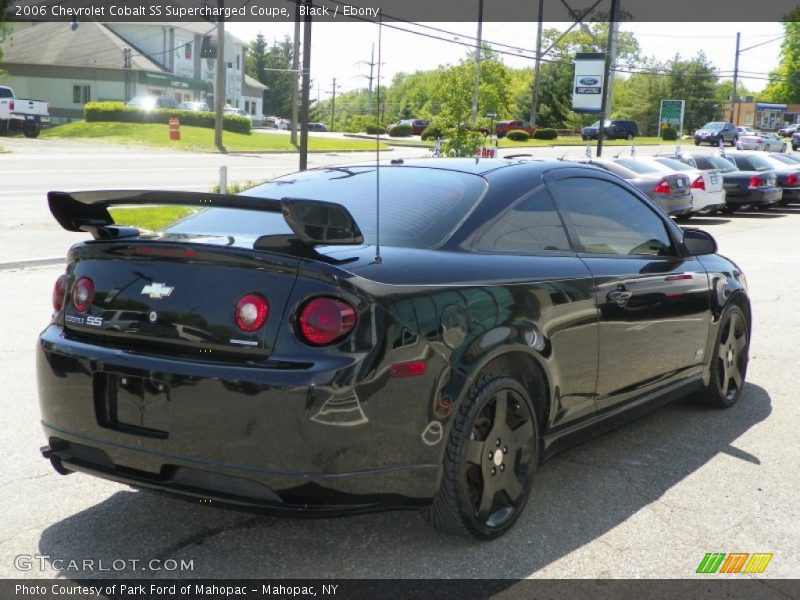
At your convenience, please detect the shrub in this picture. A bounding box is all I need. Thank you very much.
[532,127,558,140]
[661,125,678,141]
[506,129,530,142]
[387,123,413,137]
[84,102,252,134]
[420,125,443,141]
[365,123,385,135]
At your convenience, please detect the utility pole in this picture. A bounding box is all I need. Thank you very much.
[596,0,619,158]
[530,0,544,126]
[355,44,377,115]
[214,0,226,152]
[731,32,741,125]
[122,48,132,101]
[299,0,312,170]
[291,2,301,145]
[470,0,484,122]
[327,77,341,131]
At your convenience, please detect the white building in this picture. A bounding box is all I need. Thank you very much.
[0,21,266,124]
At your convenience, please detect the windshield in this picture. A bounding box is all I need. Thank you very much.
[702,122,725,131]
[654,157,693,172]
[732,155,774,172]
[614,159,665,174]
[166,166,488,249]
[694,155,737,172]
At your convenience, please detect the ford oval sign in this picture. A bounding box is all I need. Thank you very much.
[579,77,599,86]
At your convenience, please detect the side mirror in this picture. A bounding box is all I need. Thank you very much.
[683,228,717,255]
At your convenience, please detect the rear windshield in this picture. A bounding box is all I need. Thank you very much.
[694,156,737,172]
[166,166,487,249]
[614,159,664,174]
[653,157,693,172]
[770,154,800,165]
[729,155,773,172]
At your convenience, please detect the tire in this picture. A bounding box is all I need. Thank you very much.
[720,205,738,214]
[695,304,749,408]
[423,374,539,539]
[675,213,692,222]
[694,139,700,146]
[23,123,40,138]
[626,133,633,140]
[730,136,738,147]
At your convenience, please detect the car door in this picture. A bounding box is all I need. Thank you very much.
[545,169,712,413]
[469,185,599,429]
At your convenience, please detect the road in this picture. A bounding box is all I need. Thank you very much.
[0,137,797,580]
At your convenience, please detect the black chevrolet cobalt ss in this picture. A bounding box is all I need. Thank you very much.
[38,159,751,539]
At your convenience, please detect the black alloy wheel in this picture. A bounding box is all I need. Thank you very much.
[697,304,749,408]
[424,375,539,539]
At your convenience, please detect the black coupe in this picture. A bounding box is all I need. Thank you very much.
[38,158,751,539]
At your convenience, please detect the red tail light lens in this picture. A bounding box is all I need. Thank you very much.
[298,297,356,346]
[72,277,94,312]
[787,173,798,186]
[9,101,14,111]
[390,360,427,378]
[652,178,671,194]
[235,293,269,332]
[52,274,67,312]
[691,176,705,190]
[749,176,763,188]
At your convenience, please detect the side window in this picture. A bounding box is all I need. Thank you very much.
[549,177,675,256]
[474,188,571,253]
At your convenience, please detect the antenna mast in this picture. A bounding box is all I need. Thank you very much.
[374,13,383,264]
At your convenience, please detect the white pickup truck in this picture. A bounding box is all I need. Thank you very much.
[0,86,50,138]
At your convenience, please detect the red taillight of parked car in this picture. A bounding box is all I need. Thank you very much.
[749,176,763,188]
[8,100,14,111]
[72,277,94,312]
[52,274,67,312]
[652,178,671,194]
[691,176,706,190]
[298,297,356,346]
[787,173,798,186]
[234,293,269,332]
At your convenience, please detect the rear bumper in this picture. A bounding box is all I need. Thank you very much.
[36,325,443,512]
[725,187,782,206]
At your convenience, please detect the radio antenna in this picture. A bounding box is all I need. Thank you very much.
[374,12,383,264]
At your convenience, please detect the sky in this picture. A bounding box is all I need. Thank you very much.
[226,21,785,100]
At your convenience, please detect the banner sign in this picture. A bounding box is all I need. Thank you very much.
[572,53,605,114]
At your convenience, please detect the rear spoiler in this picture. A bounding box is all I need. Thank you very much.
[47,190,364,246]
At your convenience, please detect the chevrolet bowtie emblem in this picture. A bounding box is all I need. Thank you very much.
[141,282,174,299]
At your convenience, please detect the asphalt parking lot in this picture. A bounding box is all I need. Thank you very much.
[0,139,798,579]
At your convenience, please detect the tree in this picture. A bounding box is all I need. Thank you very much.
[763,9,800,102]
[246,35,295,118]
[665,52,719,131]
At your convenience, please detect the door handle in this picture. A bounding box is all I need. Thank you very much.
[607,290,632,306]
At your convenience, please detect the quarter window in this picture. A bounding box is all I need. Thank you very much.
[474,188,571,253]
[549,177,674,256]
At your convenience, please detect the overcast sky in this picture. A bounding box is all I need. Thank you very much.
[227,21,784,99]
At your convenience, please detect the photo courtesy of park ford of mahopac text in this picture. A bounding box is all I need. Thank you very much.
[1,0,800,597]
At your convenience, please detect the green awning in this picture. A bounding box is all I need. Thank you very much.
[139,71,210,92]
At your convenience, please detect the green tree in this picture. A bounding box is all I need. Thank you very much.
[246,35,295,118]
[665,52,719,131]
[763,9,800,102]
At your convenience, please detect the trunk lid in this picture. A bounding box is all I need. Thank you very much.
[63,240,300,361]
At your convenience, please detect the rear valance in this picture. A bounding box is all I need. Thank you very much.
[47,190,364,246]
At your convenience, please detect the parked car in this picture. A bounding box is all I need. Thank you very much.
[224,107,252,122]
[569,156,692,217]
[0,85,50,138]
[736,126,757,136]
[778,123,799,137]
[387,119,429,136]
[307,122,328,132]
[40,159,749,540]
[581,119,639,141]
[737,132,787,152]
[677,152,781,213]
[651,156,726,216]
[126,95,180,110]
[792,132,800,151]
[694,122,738,147]
[495,119,534,138]
[177,101,210,112]
[733,152,800,205]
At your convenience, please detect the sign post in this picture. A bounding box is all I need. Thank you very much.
[659,99,685,137]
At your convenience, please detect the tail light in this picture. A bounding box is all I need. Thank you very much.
[298,297,356,346]
[9,100,14,111]
[787,173,798,186]
[748,176,763,188]
[72,277,94,312]
[390,360,427,378]
[652,178,671,194]
[235,293,269,332]
[52,274,67,312]
[691,176,705,190]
